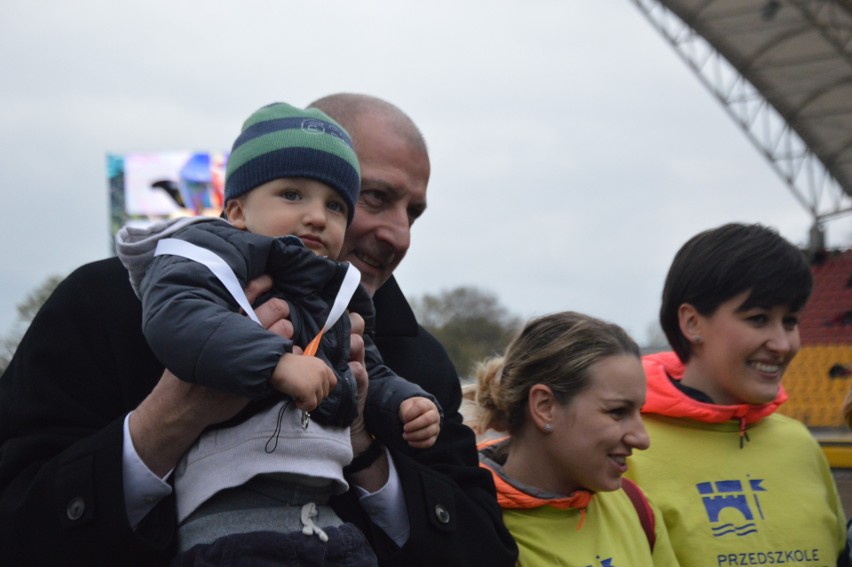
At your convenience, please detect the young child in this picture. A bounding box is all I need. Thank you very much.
[625,223,845,565]
[116,102,441,562]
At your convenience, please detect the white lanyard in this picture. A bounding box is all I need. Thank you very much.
[154,237,361,346]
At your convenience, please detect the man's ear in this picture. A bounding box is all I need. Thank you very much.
[224,199,247,229]
[678,303,702,342]
[528,384,556,434]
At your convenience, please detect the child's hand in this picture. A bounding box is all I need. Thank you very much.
[270,353,337,411]
[400,397,441,449]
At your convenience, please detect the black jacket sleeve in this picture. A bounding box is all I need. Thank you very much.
[0,258,175,566]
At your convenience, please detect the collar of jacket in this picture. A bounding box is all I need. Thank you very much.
[478,437,593,512]
[373,276,419,338]
[641,351,785,425]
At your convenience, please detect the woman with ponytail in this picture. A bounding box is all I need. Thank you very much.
[473,311,679,566]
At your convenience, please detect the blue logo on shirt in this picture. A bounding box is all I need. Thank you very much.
[697,477,766,537]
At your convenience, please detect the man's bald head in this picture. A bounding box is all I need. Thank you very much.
[308,93,427,156]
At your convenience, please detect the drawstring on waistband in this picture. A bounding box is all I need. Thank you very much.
[300,502,329,542]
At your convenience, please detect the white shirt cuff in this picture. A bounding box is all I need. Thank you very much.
[352,448,410,547]
[122,413,173,529]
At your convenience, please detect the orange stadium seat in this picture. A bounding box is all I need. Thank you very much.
[780,250,851,430]
[780,343,852,428]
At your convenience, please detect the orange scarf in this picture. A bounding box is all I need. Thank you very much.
[478,437,594,529]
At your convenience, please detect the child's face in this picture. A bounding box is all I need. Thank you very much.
[686,291,801,405]
[226,177,348,259]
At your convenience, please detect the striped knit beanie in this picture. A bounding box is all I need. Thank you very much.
[225,102,361,224]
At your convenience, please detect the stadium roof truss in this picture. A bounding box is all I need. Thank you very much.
[629,0,852,241]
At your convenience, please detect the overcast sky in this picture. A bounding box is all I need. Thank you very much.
[1,0,848,348]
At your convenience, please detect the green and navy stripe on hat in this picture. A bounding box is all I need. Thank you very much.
[225,102,361,224]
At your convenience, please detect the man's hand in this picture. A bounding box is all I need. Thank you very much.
[129,273,295,477]
[246,274,294,338]
[347,312,370,451]
[129,370,248,478]
[344,312,391,492]
[400,397,441,449]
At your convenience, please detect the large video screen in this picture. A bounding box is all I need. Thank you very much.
[108,151,227,250]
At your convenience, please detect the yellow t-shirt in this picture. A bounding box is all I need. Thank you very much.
[627,413,845,567]
[501,488,680,567]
